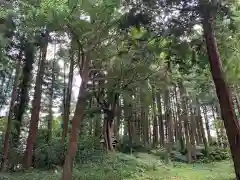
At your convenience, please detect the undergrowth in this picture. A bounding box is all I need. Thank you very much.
[0,153,235,180]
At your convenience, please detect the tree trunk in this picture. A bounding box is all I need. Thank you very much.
[174,87,185,151]
[11,42,34,147]
[114,101,121,142]
[201,6,240,177]
[140,88,149,147]
[61,55,89,180]
[47,60,55,142]
[124,100,133,152]
[179,82,192,163]
[1,51,22,171]
[23,32,48,169]
[152,86,158,148]
[212,104,221,146]
[164,88,173,164]
[189,100,197,160]
[156,93,164,147]
[103,110,115,152]
[94,106,101,139]
[62,45,74,142]
[215,103,223,147]
[196,99,209,154]
[234,95,240,119]
[203,105,212,144]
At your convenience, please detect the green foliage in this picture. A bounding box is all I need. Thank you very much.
[0,153,235,180]
[34,137,66,169]
[34,132,105,169]
[118,142,148,154]
[201,147,230,163]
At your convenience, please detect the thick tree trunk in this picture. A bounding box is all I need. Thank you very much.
[62,55,89,180]
[201,5,240,178]
[62,46,74,142]
[1,52,22,171]
[23,32,48,169]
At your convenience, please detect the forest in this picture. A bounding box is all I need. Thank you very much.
[0,0,240,179]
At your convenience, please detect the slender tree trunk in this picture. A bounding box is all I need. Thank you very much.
[203,105,212,144]
[61,56,67,134]
[195,105,203,145]
[235,95,240,118]
[114,101,121,142]
[1,52,22,171]
[156,93,164,147]
[124,100,133,151]
[212,104,220,146]
[140,88,149,147]
[12,42,34,147]
[152,86,158,148]
[164,88,173,164]
[196,99,209,154]
[215,103,223,147]
[94,106,101,139]
[62,55,89,180]
[62,46,74,142]
[179,82,192,163]
[201,5,240,178]
[174,87,185,151]
[0,74,11,110]
[189,100,197,160]
[23,32,48,169]
[47,61,55,142]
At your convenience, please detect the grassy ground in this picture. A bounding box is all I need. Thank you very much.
[0,153,235,180]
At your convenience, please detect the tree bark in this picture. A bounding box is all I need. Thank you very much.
[47,60,55,142]
[164,88,173,164]
[174,87,185,150]
[11,42,34,147]
[156,93,164,147]
[1,51,22,171]
[212,104,221,146]
[62,45,74,142]
[23,32,48,169]
[196,100,209,154]
[152,86,158,148]
[203,105,212,144]
[179,82,192,163]
[62,55,89,180]
[201,4,240,178]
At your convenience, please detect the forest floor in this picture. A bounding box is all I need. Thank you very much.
[0,152,235,180]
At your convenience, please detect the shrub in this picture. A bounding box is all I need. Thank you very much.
[34,132,105,169]
[118,142,148,153]
[200,147,230,163]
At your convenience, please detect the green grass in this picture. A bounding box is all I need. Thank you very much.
[0,153,235,180]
